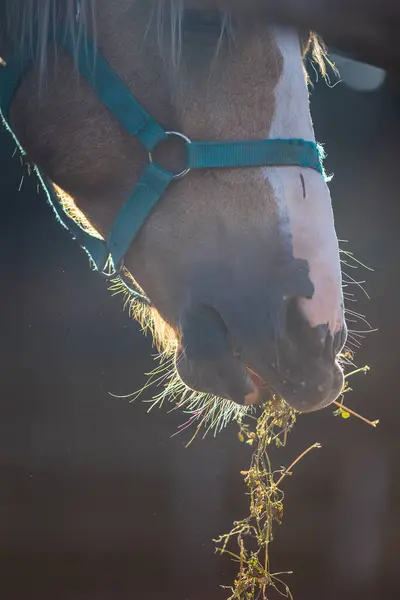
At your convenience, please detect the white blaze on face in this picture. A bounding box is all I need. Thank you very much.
[263,27,343,335]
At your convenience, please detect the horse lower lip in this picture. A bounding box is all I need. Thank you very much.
[244,388,261,405]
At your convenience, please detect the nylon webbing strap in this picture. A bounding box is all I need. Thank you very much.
[107,164,173,268]
[57,31,176,274]
[187,139,323,173]
[58,32,167,152]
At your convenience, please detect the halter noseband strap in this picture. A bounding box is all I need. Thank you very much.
[0,30,327,294]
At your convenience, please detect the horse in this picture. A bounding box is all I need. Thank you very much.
[0,0,347,432]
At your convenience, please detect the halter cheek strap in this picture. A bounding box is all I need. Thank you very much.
[0,30,327,301]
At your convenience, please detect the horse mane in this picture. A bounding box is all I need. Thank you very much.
[2,0,96,74]
[2,0,331,79]
[304,32,335,82]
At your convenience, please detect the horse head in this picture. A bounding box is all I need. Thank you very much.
[1,0,347,424]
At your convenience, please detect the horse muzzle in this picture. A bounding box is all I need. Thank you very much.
[175,299,347,413]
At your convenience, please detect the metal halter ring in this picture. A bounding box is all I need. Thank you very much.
[148,131,191,180]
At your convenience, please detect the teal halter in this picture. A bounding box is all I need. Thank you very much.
[0,29,326,302]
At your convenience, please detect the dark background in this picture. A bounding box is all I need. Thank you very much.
[1,66,399,599]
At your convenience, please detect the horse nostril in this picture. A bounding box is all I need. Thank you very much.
[333,323,348,355]
[285,298,327,356]
[285,298,344,360]
[323,323,347,361]
[323,331,334,361]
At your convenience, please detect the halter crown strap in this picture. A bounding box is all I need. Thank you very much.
[0,30,327,287]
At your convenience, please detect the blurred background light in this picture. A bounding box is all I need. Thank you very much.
[331,53,387,92]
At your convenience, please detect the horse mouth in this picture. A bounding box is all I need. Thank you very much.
[243,367,273,406]
[174,299,346,413]
[175,343,344,413]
